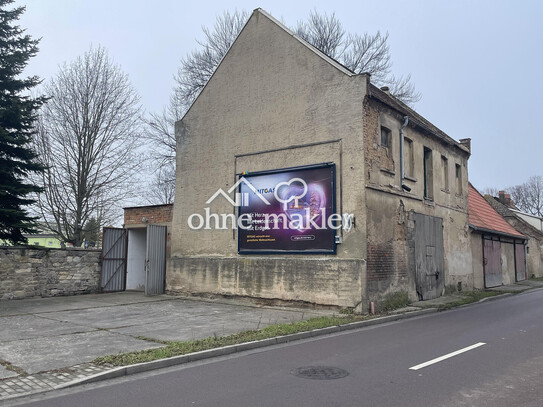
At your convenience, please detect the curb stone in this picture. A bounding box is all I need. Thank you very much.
[6,288,536,402]
[58,308,439,390]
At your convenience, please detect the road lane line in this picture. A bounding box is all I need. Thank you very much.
[409,342,486,370]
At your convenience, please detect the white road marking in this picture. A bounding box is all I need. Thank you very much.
[409,342,486,370]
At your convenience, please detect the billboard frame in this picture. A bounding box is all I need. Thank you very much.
[237,162,337,255]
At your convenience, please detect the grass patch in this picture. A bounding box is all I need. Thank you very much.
[94,315,372,366]
[93,289,514,368]
[374,291,409,313]
[530,277,543,281]
[436,290,509,310]
[0,359,27,376]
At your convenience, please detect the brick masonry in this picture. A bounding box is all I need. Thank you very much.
[124,204,173,226]
[0,247,101,300]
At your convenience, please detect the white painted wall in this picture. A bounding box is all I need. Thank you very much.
[511,210,543,232]
[127,228,146,290]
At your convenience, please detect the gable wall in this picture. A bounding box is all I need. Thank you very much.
[169,11,367,308]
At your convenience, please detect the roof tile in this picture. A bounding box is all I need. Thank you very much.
[469,184,524,238]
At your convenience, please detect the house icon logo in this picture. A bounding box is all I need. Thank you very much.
[206,177,271,207]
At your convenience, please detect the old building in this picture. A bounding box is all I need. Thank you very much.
[468,184,527,288]
[484,192,543,278]
[168,9,472,311]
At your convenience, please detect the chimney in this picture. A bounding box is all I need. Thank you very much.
[380,86,390,95]
[498,190,506,203]
[459,138,471,153]
[504,193,512,207]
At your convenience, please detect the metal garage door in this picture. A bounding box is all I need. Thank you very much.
[515,243,527,282]
[101,227,128,292]
[483,238,502,288]
[145,225,167,296]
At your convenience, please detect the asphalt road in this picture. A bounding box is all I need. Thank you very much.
[10,289,543,407]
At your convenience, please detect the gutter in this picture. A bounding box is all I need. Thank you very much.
[469,224,527,241]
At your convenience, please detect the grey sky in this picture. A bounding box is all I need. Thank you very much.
[14,0,543,191]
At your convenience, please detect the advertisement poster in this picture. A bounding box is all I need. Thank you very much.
[238,164,336,254]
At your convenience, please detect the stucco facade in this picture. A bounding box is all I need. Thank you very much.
[169,9,472,310]
[363,90,471,301]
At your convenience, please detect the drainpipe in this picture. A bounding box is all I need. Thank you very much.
[400,116,410,192]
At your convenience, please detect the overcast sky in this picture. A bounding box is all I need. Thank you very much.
[14,0,543,191]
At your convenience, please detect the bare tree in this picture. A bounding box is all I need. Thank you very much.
[296,11,421,105]
[145,9,421,202]
[173,10,249,115]
[509,176,543,217]
[146,163,176,205]
[481,187,500,197]
[144,10,249,204]
[34,46,143,246]
[295,11,346,59]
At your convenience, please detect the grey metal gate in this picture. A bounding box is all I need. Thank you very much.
[515,243,526,282]
[413,213,445,300]
[483,238,502,288]
[145,225,167,296]
[101,227,128,292]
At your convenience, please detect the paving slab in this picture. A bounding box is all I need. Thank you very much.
[487,284,529,292]
[0,365,18,379]
[0,292,333,377]
[0,292,171,317]
[0,315,96,342]
[410,294,466,308]
[0,330,162,374]
[517,279,543,288]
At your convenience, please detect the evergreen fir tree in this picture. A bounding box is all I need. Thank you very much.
[0,0,46,244]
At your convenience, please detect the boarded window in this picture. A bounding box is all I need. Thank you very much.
[424,147,433,199]
[455,163,462,195]
[381,127,391,148]
[404,138,414,177]
[441,155,449,191]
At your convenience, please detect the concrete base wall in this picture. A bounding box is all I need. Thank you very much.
[0,247,101,300]
[167,257,365,308]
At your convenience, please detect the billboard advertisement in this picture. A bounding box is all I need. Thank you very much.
[238,163,336,254]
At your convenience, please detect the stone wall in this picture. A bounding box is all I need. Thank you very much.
[0,247,101,300]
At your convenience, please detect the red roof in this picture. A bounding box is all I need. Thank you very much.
[468,184,524,238]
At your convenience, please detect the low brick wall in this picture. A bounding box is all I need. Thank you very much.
[0,247,102,300]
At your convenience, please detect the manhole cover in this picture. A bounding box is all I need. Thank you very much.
[291,366,349,380]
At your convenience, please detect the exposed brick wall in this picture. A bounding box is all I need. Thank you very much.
[363,97,396,179]
[0,247,101,300]
[124,204,173,226]
[367,242,396,281]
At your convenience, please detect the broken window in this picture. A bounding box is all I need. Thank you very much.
[381,126,391,148]
[441,155,449,191]
[404,137,414,178]
[456,163,462,195]
[424,147,433,199]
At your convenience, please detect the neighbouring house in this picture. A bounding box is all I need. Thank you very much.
[0,222,63,248]
[484,192,543,278]
[468,184,527,288]
[167,8,473,312]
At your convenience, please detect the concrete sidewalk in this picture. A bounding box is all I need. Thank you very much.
[0,291,334,400]
[2,280,543,402]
